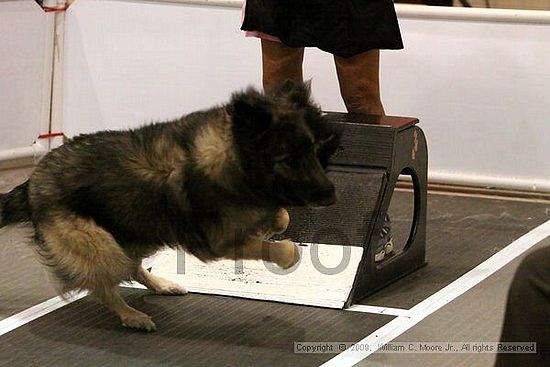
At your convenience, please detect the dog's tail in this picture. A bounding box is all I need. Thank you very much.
[0,181,32,228]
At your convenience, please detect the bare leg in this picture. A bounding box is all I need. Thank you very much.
[135,265,188,296]
[334,49,385,115]
[261,39,305,93]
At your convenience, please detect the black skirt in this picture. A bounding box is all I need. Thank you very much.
[241,0,404,58]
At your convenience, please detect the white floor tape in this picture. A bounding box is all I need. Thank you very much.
[346,304,410,318]
[0,291,87,337]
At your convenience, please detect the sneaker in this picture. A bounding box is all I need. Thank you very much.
[374,213,394,263]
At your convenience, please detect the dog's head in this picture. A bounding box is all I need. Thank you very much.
[228,81,341,207]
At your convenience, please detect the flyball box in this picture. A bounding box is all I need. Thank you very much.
[148,112,428,308]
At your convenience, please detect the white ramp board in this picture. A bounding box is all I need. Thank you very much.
[148,243,364,309]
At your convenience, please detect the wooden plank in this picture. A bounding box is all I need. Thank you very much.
[148,243,363,309]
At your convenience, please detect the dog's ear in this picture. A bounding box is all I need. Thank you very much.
[229,88,273,133]
[317,125,342,168]
[271,79,313,108]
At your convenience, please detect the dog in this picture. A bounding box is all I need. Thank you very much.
[0,81,340,331]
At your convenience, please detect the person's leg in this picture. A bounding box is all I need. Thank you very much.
[495,246,550,366]
[335,49,391,261]
[261,39,305,93]
[334,49,385,116]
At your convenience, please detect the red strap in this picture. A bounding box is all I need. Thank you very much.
[43,6,68,13]
[37,132,65,139]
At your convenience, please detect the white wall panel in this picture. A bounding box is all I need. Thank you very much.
[381,17,550,190]
[62,1,550,190]
[63,0,262,135]
[0,0,52,151]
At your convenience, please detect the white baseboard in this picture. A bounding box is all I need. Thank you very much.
[427,171,550,193]
[0,143,48,171]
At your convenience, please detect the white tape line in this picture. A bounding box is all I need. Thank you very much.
[321,219,550,367]
[346,304,410,318]
[122,281,147,290]
[0,292,87,337]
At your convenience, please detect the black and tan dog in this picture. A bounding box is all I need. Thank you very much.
[0,81,339,331]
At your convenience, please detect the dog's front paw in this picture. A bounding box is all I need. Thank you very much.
[272,208,290,235]
[265,209,290,239]
[274,240,300,269]
[121,310,157,332]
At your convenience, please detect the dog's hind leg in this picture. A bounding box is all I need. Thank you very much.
[93,286,156,332]
[37,214,156,331]
[134,265,188,296]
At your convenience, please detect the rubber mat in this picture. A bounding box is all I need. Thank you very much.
[360,191,550,308]
[0,288,393,367]
[358,238,550,367]
[2,166,549,366]
[0,226,58,321]
[2,191,548,319]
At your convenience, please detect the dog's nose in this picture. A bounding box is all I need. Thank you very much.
[311,184,336,206]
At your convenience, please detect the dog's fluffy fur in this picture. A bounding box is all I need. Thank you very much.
[0,81,339,331]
